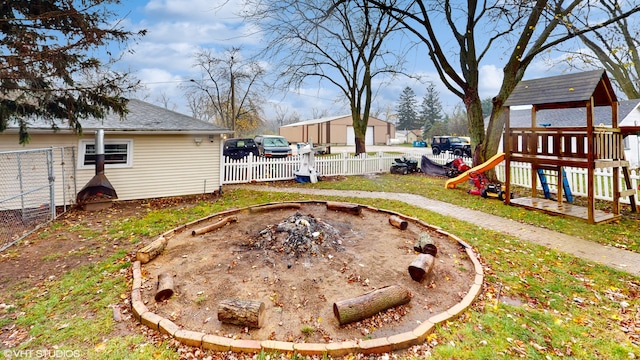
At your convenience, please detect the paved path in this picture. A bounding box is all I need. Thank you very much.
[229,185,640,276]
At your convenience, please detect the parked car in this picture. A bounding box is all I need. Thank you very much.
[223,138,259,159]
[431,136,472,157]
[254,135,292,158]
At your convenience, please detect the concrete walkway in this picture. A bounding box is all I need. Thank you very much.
[229,185,640,277]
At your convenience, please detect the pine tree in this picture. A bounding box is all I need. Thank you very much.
[0,1,145,144]
[396,86,418,130]
[420,82,443,136]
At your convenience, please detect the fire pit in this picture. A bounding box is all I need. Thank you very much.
[251,212,344,259]
[131,201,483,356]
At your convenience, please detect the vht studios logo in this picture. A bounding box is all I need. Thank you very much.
[4,349,81,358]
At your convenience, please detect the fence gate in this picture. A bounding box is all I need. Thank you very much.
[0,147,76,251]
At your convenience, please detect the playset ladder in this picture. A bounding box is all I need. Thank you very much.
[620,165,637,212]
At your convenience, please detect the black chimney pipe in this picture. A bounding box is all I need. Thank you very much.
[76,130,118,205]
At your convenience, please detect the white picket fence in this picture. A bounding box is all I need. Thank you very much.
[222,152,640,204]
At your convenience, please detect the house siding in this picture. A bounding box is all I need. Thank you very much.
[0,132,223,204]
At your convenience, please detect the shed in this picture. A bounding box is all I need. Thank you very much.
[279,115,395,146]
[0,99,233,205]
[503,69,636,223]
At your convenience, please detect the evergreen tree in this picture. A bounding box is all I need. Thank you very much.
[0,1,145,144]
[396,86,418,130]
[481,97,493,119]
[420,82,443,136]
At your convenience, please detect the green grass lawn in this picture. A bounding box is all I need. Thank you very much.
[0,175,638,359]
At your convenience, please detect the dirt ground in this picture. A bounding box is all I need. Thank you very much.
[0,192,478,358]
[141,201,476,344]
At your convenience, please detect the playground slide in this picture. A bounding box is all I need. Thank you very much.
[445,153,506,189]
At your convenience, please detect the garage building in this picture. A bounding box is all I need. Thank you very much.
[279,115,395,146]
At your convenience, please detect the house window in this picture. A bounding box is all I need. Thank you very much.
[78,139,133,169]
[624,136,630,150]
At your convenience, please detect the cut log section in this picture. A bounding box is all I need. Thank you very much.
[217,299,265,328]
[414,232,437,256]
[136,236,168,264]
[408,254,435,282]
[191,216,238,236]
[333,285,411,325]
[249,203,301,213]
[155,272,175,302]
[389,215,408,230]
[326,201,362,215]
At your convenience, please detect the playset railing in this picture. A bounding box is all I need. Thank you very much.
[507,127,625,166]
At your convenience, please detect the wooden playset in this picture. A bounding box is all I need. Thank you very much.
[503,70,636,224]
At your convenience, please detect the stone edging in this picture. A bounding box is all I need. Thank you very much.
[130,202,484,357]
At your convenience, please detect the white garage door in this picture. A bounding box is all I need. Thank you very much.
[347,126,374,146]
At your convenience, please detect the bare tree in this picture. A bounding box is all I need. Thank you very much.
[311,108,331,120]
[555,0,640,99]
[156,92,177,111]
[245,0,410,154]
[185,47,266,135]
[358,0,640,165]
[372,102,397,124]
[447,104,469,137]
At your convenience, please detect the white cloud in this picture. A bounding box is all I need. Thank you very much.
[144,0,242,21]
[478,64,503,99]
[123,41,198,73]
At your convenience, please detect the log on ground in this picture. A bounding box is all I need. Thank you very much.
[414,232,437,256]
[249,203,302,213]
[408,254,435,282]
[217,299,265,328]
[155,272,175,302]
[136,236,168,264]
[326,201,362,215]
[191,216,238,236]
[333,285,411,325]
[389,215,408,230]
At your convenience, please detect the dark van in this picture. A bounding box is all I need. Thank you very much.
[223,138,259,159]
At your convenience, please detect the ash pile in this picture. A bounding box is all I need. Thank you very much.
[252,212,344,258]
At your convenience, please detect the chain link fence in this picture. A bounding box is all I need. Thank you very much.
[0,147,76,251]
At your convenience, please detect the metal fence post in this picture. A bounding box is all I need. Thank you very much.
[47,148,56,220]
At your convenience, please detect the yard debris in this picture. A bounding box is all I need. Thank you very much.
[251,212,344,259]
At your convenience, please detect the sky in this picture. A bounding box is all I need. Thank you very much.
[109,0,583,124]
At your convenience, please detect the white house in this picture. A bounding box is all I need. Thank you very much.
[0,99,233,205]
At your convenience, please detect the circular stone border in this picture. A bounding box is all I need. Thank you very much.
[130,201,484,357]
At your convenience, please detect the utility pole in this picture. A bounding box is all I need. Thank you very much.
[230,55,236,135]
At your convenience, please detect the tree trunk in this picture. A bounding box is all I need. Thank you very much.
[191,216,238,236]
[414,232,437,256]
[408,254,435,282]
[155,272,175,301]
[349,74,374,156]
[326,201,362,215]
[136,236,168,264]
[463,89,485,167]
[389,215,408,230]
[217,299,265,328]
[333,285,411,325]
[482,103,509,181]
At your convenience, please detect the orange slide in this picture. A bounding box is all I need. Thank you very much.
[445,153,506,189]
